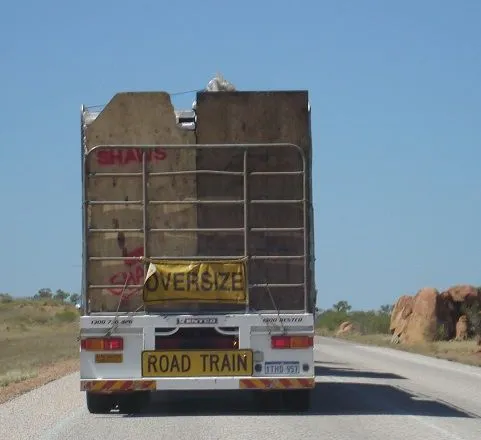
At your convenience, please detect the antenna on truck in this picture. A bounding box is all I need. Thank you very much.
[265,282,287,336]
[105,276,144,337]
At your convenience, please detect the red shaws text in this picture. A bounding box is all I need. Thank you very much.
[96,148,167,166]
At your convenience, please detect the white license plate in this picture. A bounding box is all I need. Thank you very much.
[264,361,300,375]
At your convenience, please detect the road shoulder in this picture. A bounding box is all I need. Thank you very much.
[0,358,79,404]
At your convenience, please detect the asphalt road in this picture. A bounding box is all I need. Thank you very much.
[2,337,481,440]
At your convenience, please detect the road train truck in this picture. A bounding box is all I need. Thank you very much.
[79,76,317,414]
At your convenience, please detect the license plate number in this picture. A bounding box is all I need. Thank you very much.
[265,361,300,375]
[141,350,253,377]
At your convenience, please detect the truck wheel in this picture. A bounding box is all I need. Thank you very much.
[117,391,151,414]
[282,389,312,413]
[86,392,114,414]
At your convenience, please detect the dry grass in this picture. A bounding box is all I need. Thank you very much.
[0,359,79,404]
[0,299,80,389]
[317,329,481,367]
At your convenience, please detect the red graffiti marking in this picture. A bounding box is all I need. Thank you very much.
[123,246,144,267]
[108,247,145,298]
[96,148,167,166]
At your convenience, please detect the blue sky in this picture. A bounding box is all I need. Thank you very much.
[1,0,480,310]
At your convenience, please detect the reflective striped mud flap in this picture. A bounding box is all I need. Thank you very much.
[239,377,315,389]
[81,380,156,393]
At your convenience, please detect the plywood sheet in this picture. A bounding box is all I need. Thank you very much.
[195,91,313,311]
[84,92,197,312]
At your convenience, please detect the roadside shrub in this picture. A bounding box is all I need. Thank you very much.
[349,311,391,334]
[0,293,13,303]
[316,309,391,335]
[54,310,79,323]
[315,310,349,331]
[461,302,481,338]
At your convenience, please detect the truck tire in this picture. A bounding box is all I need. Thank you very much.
[86,392,114,414]
[282,389,312,412]
[117,391,151,414]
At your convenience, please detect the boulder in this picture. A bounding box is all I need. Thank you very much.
[455,315,469,341]
[336,321,360,336]
[401,287,440,344]
[390,295,413,334]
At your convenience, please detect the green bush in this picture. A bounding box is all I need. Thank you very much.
[350,311,391,334]
[461,302,481,337]
[316,309,391,335]
[0,293,13,303]
[315,310,349,331]
[54,310,79,323]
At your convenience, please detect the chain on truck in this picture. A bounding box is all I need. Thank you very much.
[79,74,317,414]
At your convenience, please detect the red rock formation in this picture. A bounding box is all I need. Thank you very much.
[401,288,440,344]
[455,315,469,341]
[390,284,481,345]
[442,285,480,305]
[336,321,353,336]
[390,295,413,333]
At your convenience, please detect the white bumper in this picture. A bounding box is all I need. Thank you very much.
[80,313,315,392]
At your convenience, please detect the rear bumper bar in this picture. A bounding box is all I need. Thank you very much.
[81,376,315,393]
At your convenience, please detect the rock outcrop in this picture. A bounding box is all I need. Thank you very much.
[336,320,364,336]
[442,285,480,305]
[455,315,469,341]
[336,321,354,336]
[390,284,480,345]
[390,295,413,333]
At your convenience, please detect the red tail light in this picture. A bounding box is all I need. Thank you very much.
[81,337,123,351]
[271,335,313,349]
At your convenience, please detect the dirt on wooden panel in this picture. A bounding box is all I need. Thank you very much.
[87,231,144,312]
[250,286,305,311]
[194,152,244,258]
[249,173,303,201]
[249,257,305,311]
[84,92,197,312]
[247,232,305,311]
[146,173,198,259]
[195,91,312,311]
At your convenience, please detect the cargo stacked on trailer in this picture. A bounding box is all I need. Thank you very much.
[79,75,317,414]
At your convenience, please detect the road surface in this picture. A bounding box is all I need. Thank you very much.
[2,337,481,440]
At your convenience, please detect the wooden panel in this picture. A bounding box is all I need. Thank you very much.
[195,91,313,311]
[84,92,197,312]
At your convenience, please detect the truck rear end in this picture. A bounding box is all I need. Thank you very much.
[79,77,316,414]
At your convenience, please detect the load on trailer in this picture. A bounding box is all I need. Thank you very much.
[79,75,317,414]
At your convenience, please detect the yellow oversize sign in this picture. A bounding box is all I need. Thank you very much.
[143,260,247,303]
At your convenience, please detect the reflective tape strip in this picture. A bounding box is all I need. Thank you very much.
[239,378,315,389]
[81,380,156,392]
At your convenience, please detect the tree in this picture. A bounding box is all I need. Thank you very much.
[69,293,80,305]
[332,300,351,313]
[379,304,393,315]
[54,289,70,303]
[34,288,52,299]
